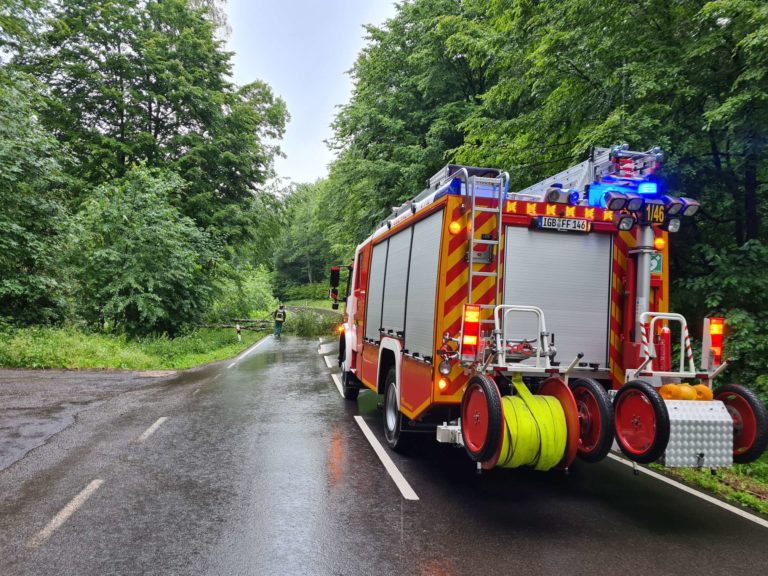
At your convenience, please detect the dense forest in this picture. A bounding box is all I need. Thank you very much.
[1,0,284,337]
[2,0,767,395]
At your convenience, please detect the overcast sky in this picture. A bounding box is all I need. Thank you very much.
[225,1,397,185]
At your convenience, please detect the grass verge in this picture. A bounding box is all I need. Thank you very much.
[652,453,768,516]
[0,326,267,371]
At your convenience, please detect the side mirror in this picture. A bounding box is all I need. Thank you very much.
[329,267,340,288]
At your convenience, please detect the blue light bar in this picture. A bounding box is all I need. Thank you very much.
[637,182,658,196]
[588,183,632,207]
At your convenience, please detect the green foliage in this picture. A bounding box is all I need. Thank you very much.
[0,325,265,370]
[0,68,69,323]
[273,182,336,293]
[283,309,341,338]
[19,0,288,251]
[280,283,329,302]
[326,0,481,247]
[71,166,212,336]
[2,0,287,339]
[208,265,277,322]
[679,241,768,402]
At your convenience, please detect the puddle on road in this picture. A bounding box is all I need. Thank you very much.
[0,402,91,470]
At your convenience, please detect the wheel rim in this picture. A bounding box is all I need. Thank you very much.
[385,384,398,433]
[461,383,489,453]
[615,389,657,455]
[574,386,602,454]
[719,392,758,455]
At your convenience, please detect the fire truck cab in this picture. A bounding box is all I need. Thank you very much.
[330,146,768,471]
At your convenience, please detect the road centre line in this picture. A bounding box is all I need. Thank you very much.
[353,416,419,501]
[28,479,104,548]
[330,374,344,398]
[606,453,768,529]
[137,417,168,442]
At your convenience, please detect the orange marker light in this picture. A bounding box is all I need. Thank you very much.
[336,324,345,334]
[654,237,666,250]
[438,378,448,391]
[709,318,724,336]
[449,220,463,235]
[462,335,478,346]
[464,307,481,324]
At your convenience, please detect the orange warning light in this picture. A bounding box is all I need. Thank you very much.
[654,237,666,250]
[438,378,449,391]
[463,306,481,324]
[449,220,463,235]
[709,318,724,336]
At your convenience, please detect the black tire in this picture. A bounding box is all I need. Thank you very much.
[341,370,359,401]
[714,383,768,464]
[613,379,670,464]
[460,373,503,463]
[383,367,409,450]
[570,378,614,463]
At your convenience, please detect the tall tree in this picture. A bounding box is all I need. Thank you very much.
[0,68,69,323]
[72,166,212,336]
[21,0,287,249]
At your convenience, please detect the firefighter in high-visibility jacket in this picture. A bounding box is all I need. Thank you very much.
[273,305,287,338]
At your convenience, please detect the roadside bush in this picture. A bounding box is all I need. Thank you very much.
[71,166,213,336]
[280,282,329,302]
[283,309,340,337]
[209,265,277,321]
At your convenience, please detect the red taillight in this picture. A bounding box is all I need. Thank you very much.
[460,304,481,362]
[709,317,724,366]
[702,316,725,370]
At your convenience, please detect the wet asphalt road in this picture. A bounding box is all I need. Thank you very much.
[1,336,767,576]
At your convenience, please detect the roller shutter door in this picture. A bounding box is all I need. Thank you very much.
[404,210,444,358]
[381,228,412,334]
[365,240,388,341]
[502,227,613,367]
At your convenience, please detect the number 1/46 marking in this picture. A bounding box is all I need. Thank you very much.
[645,203,665,223]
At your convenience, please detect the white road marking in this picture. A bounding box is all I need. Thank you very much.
[28,479,104,548]
[607,453,768,529]
[318,344,335,355]
[353,416,419,501]
[137,417,168,442]
[228,336,271,370]
[323,355,335,369]
[192,388,200,396]
[236,336,270,360]
[331,374,344,398]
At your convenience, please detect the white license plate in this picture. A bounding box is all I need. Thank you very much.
[537,216,590,232]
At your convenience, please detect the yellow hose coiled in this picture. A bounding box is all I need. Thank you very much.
[496,376,567,471]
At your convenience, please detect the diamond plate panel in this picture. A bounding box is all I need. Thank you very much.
[661,400,733,468]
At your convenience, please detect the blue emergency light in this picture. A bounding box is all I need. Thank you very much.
[637,182,658,196]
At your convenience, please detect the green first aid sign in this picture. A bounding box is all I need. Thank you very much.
[650,252,663,275]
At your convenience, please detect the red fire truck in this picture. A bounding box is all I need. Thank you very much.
[329,146,768,471]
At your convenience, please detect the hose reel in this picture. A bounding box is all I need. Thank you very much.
[460,374,576,471]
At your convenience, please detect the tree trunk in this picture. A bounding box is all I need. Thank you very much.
[744,149,759,241]
[711,132,744,245]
